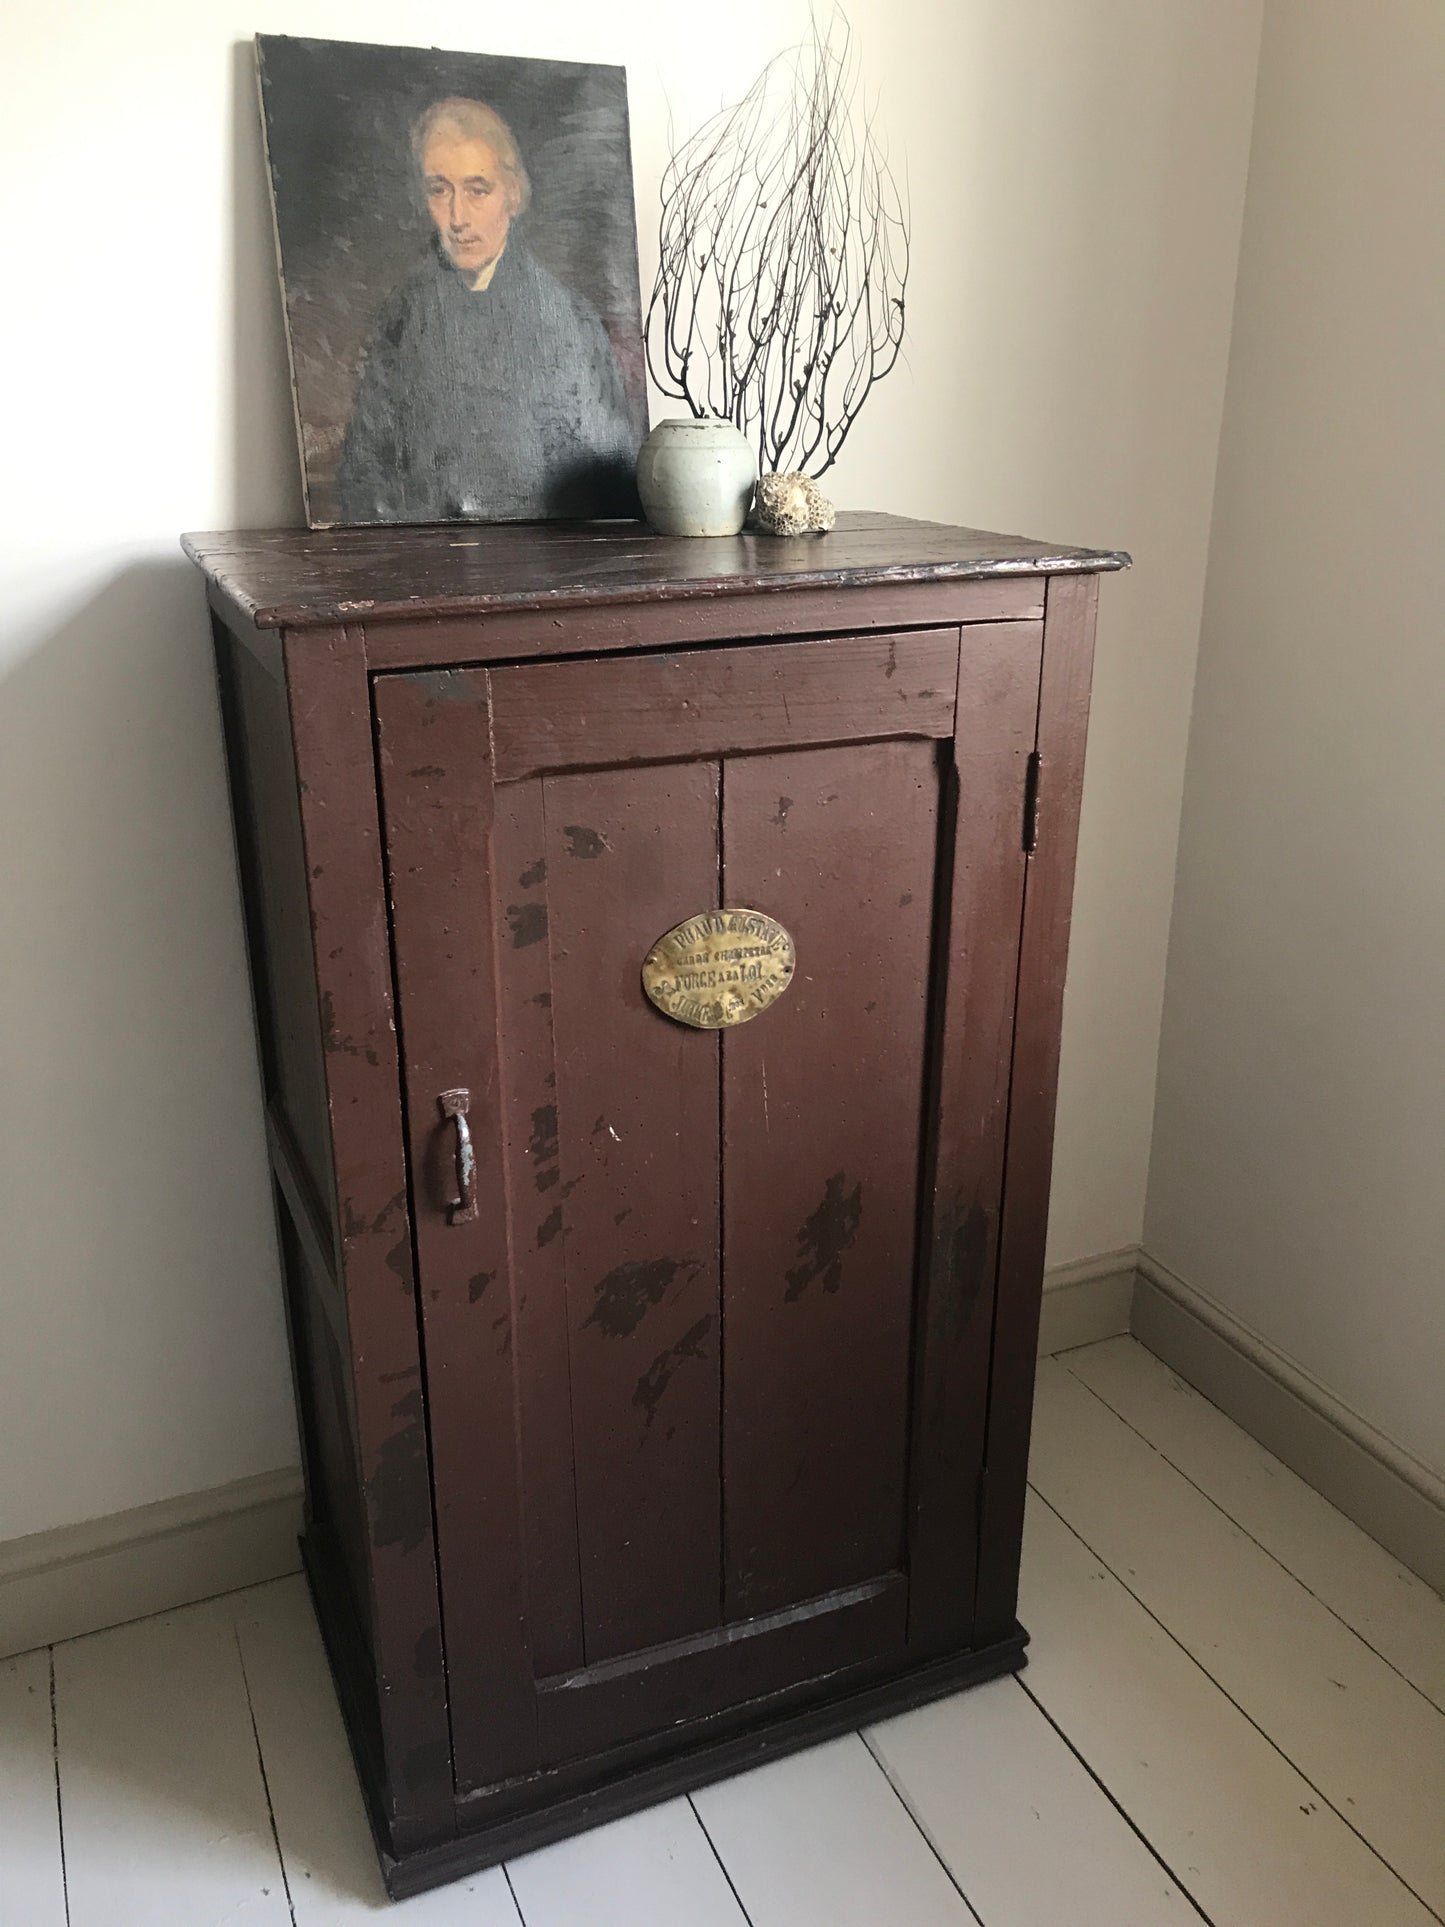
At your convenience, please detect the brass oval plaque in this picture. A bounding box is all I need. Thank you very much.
[642,908,795,1030]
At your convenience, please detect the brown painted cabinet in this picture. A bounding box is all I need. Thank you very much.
[188,513,1125,1897]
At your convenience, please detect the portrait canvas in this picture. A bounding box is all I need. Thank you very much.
[256,34,650,529]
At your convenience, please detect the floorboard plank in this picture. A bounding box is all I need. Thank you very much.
[0,1646,67,1926]
[54,1595,291,1927]
[691,1731,979,1925]
[1031,1359,1445,1915]
[1021,1493,1435,1925]
[868,1674,1201,1923]
[505,1798,748,1927]
[1066,1337,1445,1711]
[232,1576,521,1923]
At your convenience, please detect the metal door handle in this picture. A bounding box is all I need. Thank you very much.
[439,1089,477,1223]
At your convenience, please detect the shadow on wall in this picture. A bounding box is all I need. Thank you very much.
[0,561,296,1537]
[0,45,308,1540]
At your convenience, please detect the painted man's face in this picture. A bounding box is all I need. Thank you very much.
[422,133,516,275]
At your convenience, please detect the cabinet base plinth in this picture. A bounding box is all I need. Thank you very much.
[372,1626,1029,1900]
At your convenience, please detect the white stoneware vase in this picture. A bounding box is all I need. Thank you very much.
[636,416,758,536]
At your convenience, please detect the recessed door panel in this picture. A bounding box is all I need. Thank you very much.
[543,762,723,1666]
[374,623,1037,1795]
[720,740,940,1617]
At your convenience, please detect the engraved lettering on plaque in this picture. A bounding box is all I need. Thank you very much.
[642,908,795,1030]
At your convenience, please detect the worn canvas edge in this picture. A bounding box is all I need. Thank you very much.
[252,36,317,530]
[1133,1250,1445,1595]
[0,1468,303,1660]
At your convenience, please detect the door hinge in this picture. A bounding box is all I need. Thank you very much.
[1023,752,1042,854]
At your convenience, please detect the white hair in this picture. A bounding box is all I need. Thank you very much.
[411,97,531,214]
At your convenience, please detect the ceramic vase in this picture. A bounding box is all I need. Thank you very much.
[636,416,757,536]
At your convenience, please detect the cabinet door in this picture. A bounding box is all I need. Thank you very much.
[374,621,1041,1796]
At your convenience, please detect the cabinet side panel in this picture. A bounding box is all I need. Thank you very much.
[975,576,1098,1640]
[721,739,938,1619]
[906,620,1043,1656]
[214,614,365,1627]
[213,618,337,1233]
[275,1194,371,1636]
[542,761,723,1668]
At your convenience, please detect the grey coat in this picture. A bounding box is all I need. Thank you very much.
[334,239,641,525]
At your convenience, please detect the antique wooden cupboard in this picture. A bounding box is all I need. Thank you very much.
[187,513,1127,1897]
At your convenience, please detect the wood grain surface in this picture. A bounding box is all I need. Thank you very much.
[489,629,958,781]
[906,621,1044,1656]
[373,668,538,1798]
[359,576,1044,671]
[284,628,455,1849]
[974,577,1098,1642]
[721,740,937,1619]
[492,781,585,1686]
[541,760,724,1669]
[183,511,1127,632]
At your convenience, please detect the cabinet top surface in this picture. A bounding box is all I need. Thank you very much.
[183,511,1129,631]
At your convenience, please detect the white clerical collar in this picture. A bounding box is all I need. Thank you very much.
[467,241,507,293]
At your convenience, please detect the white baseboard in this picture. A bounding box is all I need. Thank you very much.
[1038,1247,1139,1356]
[0,1468,303,1659]
[1133,1252,1445,1595]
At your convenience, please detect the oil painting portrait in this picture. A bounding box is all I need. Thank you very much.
[257,35,649,528]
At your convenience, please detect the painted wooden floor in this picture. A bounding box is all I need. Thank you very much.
[3,1337,1442,1925]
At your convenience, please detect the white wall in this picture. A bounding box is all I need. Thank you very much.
[1147,0,1445,1476]
[0,0,1262,1542]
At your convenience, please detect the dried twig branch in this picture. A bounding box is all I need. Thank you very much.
[645,8,909,477]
